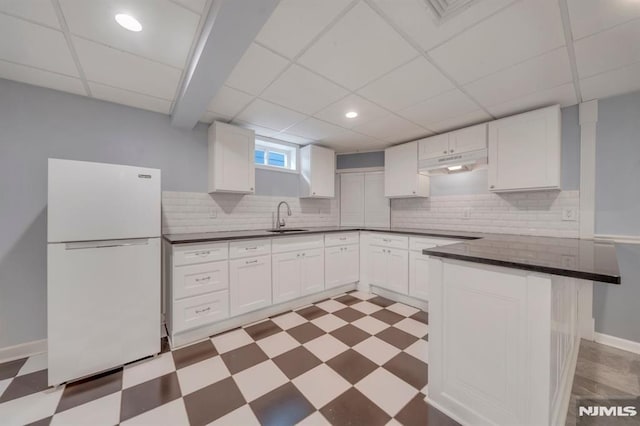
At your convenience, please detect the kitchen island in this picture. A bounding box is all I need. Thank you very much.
[423,236,620,426]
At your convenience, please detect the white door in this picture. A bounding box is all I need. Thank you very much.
[340,173,365,226]
[47,238,160,386]
[409,250,431,300]
[324,247,343,289]
[368,246,388,288]
[387,248,409,294]
[212,122,255,193]
[449,124,487,154]
[364,172,390,227]
[272,252,301,303]
[418,134,450,160]
[229,255,271,316]
[385,142,418,197]
[310,146,336,197]
[48,159,160,242]
[301,248,324,296]
[342,245,360,285]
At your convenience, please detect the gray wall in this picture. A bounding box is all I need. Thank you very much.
[0,78,210,350]
[336,151,384,169]
[593,90,640,343]
[255,168,300,197]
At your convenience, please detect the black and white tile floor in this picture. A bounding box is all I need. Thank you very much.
[0,291,459,426]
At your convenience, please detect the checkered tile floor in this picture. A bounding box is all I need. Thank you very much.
[0,291,459,426]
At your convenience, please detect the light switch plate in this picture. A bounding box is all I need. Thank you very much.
[562,208,577,221]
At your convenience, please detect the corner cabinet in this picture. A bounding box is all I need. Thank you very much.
[385,141,429,198]
[208,121,255,193]
[300,145,335,198]
[488,105,561,192]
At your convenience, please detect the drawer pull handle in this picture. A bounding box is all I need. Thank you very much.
[246,259,258,264]
[192,250,211,256]
[195,307,211,314]
[339,237,347,240]
[195,276,211,282]
[245,247,258,250]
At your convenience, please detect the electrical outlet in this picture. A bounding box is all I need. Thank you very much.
[208,208,217,219]
[562,208,577,221]
[462,207,471,219]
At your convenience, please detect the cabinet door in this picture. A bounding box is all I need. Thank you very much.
[488,106,561,192]
[272,252,301,303]
[449,123,486,154]
[310,145,336,197]
[340,173,365,226]
[324,247,343,289]
[301,248,324,296]
[387,248,409,294]
[229,255,271,316]
[418,134,450,160]
[367,246,388,287]
[210,122,255,193]
[409,251,431,301]
[385,142,417,197]
[364,172,390,227]
[342,245,360,285]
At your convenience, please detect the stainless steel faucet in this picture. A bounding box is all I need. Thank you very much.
[276,201,292,230]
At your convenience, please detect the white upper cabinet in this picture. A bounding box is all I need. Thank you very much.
[418,124,487,161]
[340,172,389,227]
[300,145,335,198]
[488,105,561,192]
[208,121,255,193]
[363,172,390,227]
[385,141,429,198]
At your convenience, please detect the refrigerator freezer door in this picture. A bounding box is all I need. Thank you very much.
[48,159,160,242]
[47,238,160,386]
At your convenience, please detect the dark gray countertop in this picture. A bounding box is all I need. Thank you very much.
[163,227,620,285]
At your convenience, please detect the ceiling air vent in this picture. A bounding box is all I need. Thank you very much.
[423,0,482,23]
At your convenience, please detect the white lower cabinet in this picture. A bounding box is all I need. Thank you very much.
[409,250,431,301]
[325,245,359,289]
[367,244,409,294]
[301,248,325,296]
[273,248,325,303]
[173,291,229,333]
[230,254,271,316]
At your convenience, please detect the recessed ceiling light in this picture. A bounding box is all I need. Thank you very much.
[115,14,142,32]
[345,111,358,119]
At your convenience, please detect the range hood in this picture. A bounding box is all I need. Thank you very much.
[418,148,487,173]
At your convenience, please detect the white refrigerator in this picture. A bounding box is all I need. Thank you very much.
[47,159,161,386]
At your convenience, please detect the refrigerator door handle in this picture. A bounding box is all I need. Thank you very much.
[65,239,150,250]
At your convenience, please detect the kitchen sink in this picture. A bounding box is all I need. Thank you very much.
[267,228,308,233]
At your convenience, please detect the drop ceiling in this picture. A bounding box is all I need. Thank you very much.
[1,0,640,152]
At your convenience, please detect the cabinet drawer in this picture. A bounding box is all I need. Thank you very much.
[369,233,408,249]
[229,239,271,259]
[325,232,359,247]
[172,291,229,333]
[272,235,324,254]
[173,260,228,300]
[173,242,228,266]
[409,237,462,252]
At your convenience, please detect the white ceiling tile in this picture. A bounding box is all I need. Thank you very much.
[0,59,85,95]
[286,118,347,141]
[486,83,577,117]
[314,94,389,129]
[170,0,208,15]
[0,0,60,27]
[464,47,572,107]
[59,0,199,69]
[200,111,232,124]
[225,43,289,95]
[398,89,479,129]
[261,65,348,115]
[320,129,386,152]
[232,120,280,137]
[256,0,352,59]
[89,82,173,114]
[73,36,181,100]
[428,0,565,84]
[207,85,253,117]
[354,113,431,143]
[298,2,418,90]
[580,62,640,101]
[358,56,454,111]
[0,14,78,76]
[574,19,640,79]
[567,0,640,40]
[370,0,517,51]
[272,133,314,145]
[427,109,492,133]
[236,99,307,132]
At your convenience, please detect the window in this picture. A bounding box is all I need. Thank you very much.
[254,138,298,172]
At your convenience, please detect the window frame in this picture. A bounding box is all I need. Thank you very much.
[254,137,300,174]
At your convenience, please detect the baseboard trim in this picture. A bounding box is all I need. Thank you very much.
[0,339,47,363]
[594,332,640,355]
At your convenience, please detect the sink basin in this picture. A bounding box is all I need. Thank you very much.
[267,228,308,233]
